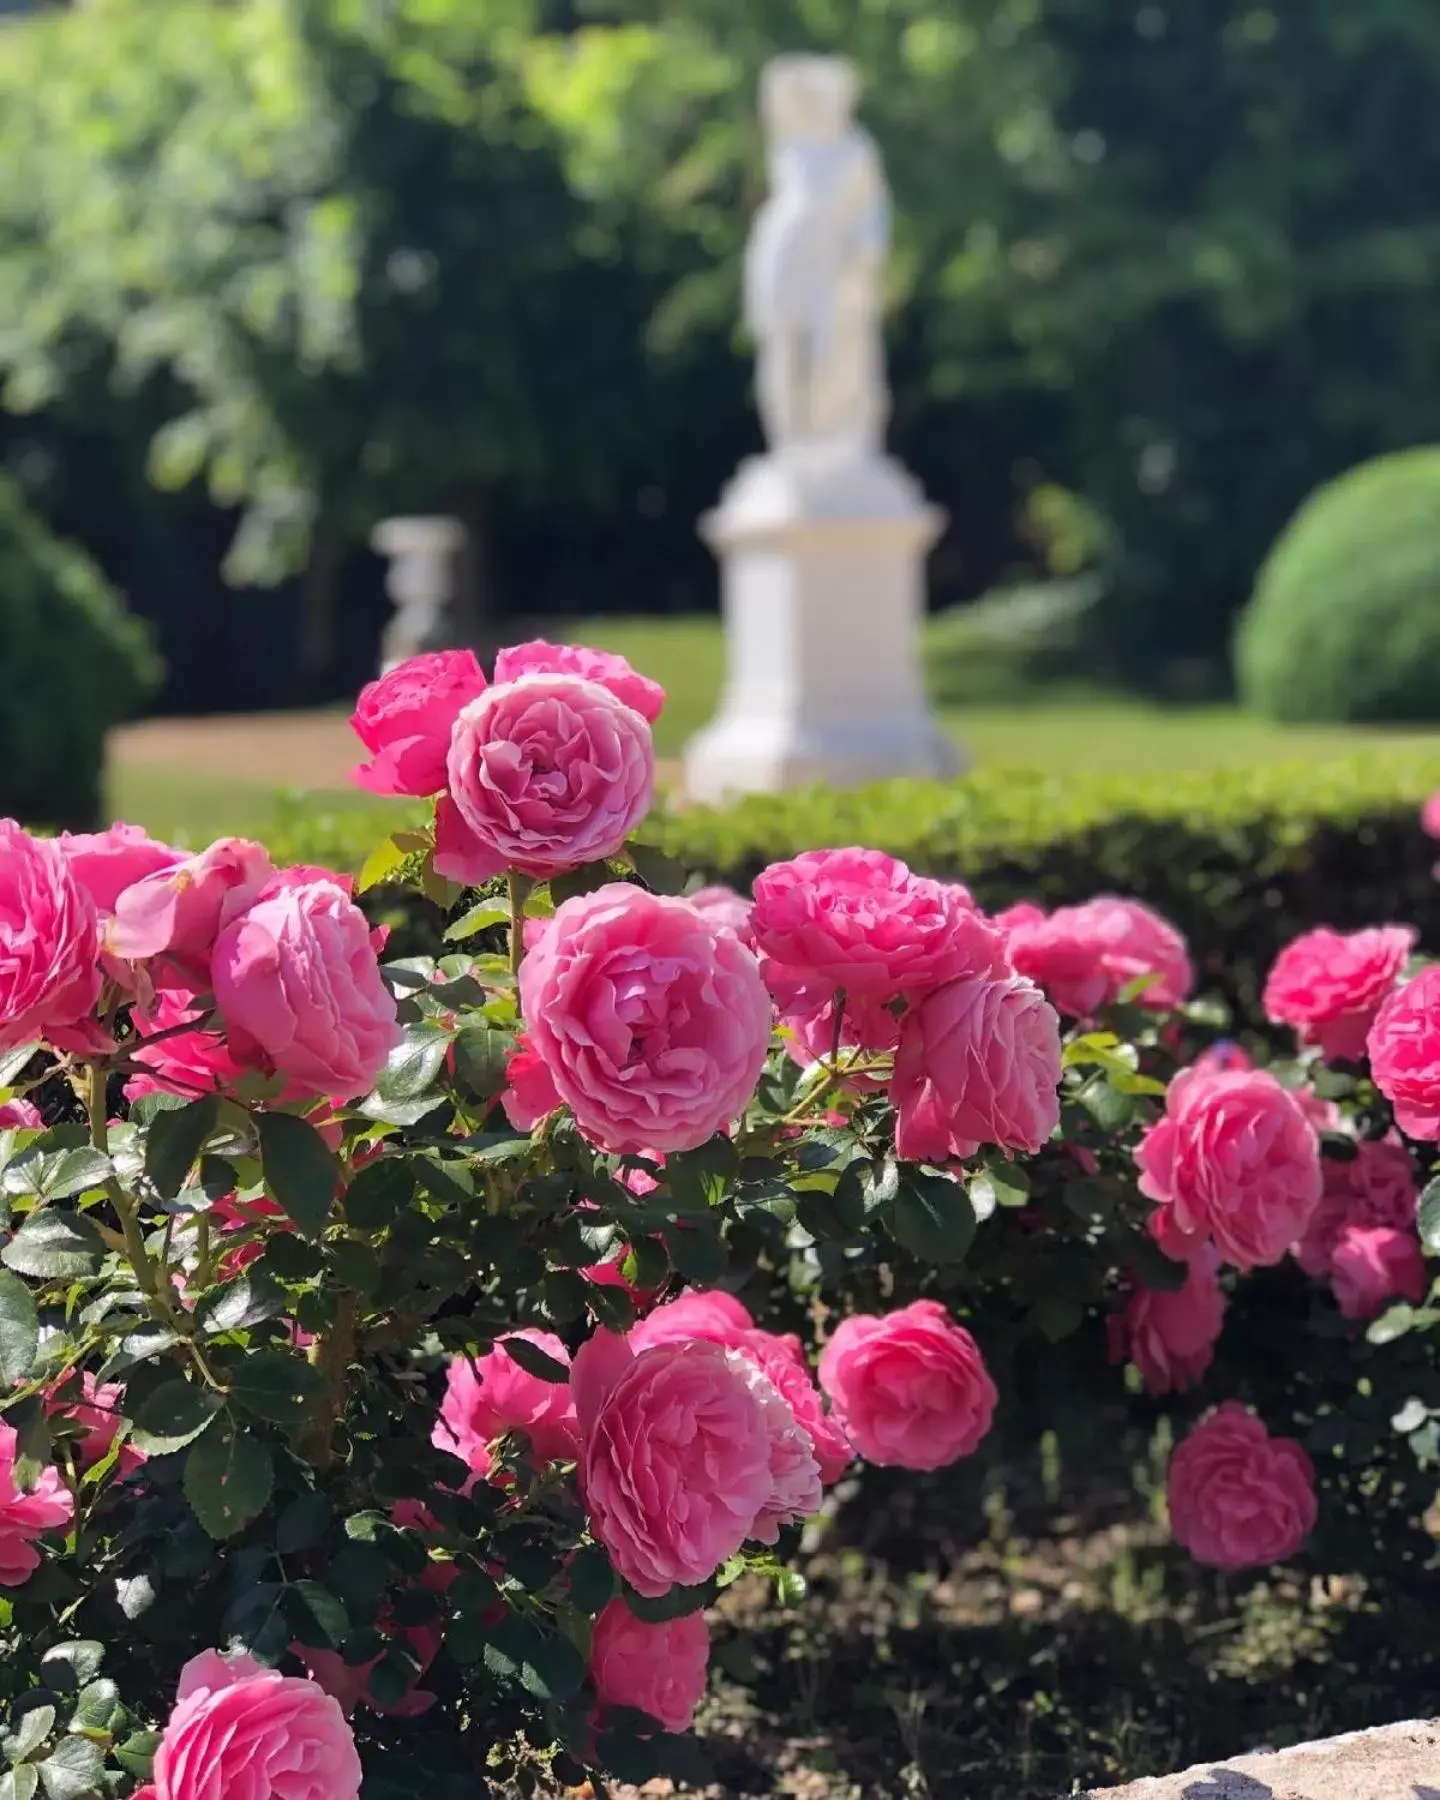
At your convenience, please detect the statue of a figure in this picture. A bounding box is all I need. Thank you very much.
[744,55,891,460]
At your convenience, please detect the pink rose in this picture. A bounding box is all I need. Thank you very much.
[1135,1067,1322,1270]
[1195,1042,1341,1134]
[494,639,665,724]
[1294,1137,1418,1278]
[518,885,772,1154]
[686,885,755,947]
[589,1600,709,1733]
[436,675,654,883]
[0,1420,73,1587]
[1107,1250,1226,1396]
[124,988,247,1102]
[1423,791,1440,839]
[433,1330,580,1473]
[0,821,102,1054]
[0,1097,41,1128]
[211,871,400,1102]
[572,1333,819,1596]
[1166,1403,1317,1570]
[752,848,1003,1007]
[58,821,184,915]
[629,1298,852,1484]
[998,894,1192,1018]
[151,1649,361,1800]
[108,837,274,989]
[817,1299,997,1471]
[499,1031,563,1132]
[1369,966,1440,1140]
[349,649,488,797]
[46,1372,146,1476]
[891,973,1062,1163]
[1263,925,1416,1062]
[1329,1224,1427,1320]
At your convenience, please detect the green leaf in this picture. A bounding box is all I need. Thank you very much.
[968,1168,1030,1217]
[1129,1234,1191,1294]
[9,1704,54,1763]
[112,1733,159,1781]
[357,834,412,895]
[2,1146,112,1203]
[1367,1303,1417,1346]
[275,1491,332,1554]
[256,1113,339,1237]
[0,1044,39,1088]
[626,842,688,895]
[344,1158,416,1231]
[1391,1396,1430,1435]
[0,1269,39,1385]
[184,1416,274,1539]
[195,1273,286,1334]
[566,1545,616,1615]
[225,1350,326,1425]
[666,1225,728,1285]
[131,1380,224,1455]
[35,1736,103,1800]
[287,1579,350,1648]
[443,897,510,940]
[499,1336,570,1384]
[1419,1176,1440,1254]
[114,1574,156,1621]
[10,1398,50,1492]
[0,1771,40,1800]
[38,1644,104,1690]
[70,1678,120,1735]
[549,860,620,908]
[542,1268,588,1324]
[144,1094,219,1200]
[451,1024,511,1101]
[372,1021,454,1105]
[892,1172,977,1264]
[2,1210,106,1280]
[1030,1296,1085,1342]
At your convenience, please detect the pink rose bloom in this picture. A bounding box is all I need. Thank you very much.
[752,848,1003,1008]
[1369,966,1440,1139]
[150,1649,361,1800]
[108,837,274,989]
[1107,1250,1226,1396]
[435,675,654,883]
[998,894,1192,1017]
[124,988,247,1102]
[818,1299,997,1471]
[518,885,772,1154]
[572,1333,819,1596]
[47,1372,146,1477]
[58,821,184,915]
[433,1330,580,1473]
[1135,1066,1322,1270]
[211,871,400,1102]
[1263,925,1416,1062]
[1423,791,1440,839]
[494,639,665,724]
[0,821,102,1054]
[589,1601,709,1733]
[686,885,755,947]
[0,1420,73,1587]
[1329,1224,1427,1320]
[891,973,1062,1163]
[628,1298,852,1485]
[1166,1403,1317,1570]
[0,1097,41,1127]
[349,649,488,797]
[499,1031,563,1132]
[1195,1042,1341,1134]
[1294,1137,1418,1278]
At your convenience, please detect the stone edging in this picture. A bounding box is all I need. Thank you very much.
[1077,1716,1440,1798]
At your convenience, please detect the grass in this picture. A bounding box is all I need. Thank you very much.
[104,612,1440,839]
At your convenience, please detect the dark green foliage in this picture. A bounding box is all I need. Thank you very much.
[0,476,158,827]
[1237,448,1440,723]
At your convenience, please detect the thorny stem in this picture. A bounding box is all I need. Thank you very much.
[508,872,529,991]
[303,1289,359,1470]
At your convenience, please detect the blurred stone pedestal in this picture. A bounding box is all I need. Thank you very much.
[1076,1716,1440,1798]
[683,450,959,803]
[372,516,466,673]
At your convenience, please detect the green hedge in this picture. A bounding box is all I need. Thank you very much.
[0,476,160,827]
[253,755,1440,1012]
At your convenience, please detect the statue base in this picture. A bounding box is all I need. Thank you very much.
[683,449,961,803]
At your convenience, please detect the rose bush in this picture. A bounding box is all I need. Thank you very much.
[0,642,1438,1798]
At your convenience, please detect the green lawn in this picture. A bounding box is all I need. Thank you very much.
[106,613,1440,839]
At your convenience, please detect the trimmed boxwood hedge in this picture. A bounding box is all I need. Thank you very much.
[257,755,1440,1011]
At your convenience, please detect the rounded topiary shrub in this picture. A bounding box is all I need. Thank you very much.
[1237,446,1440,723]
[0,475,161,826]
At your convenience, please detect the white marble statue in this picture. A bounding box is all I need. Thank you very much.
[744,54,891,460]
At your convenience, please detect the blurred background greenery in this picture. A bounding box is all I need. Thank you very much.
[5,0,1440,822]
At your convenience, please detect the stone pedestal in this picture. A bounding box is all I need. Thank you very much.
[683,450,959,803]
[371,516,466,673]
[1077,1716,1440,1798]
